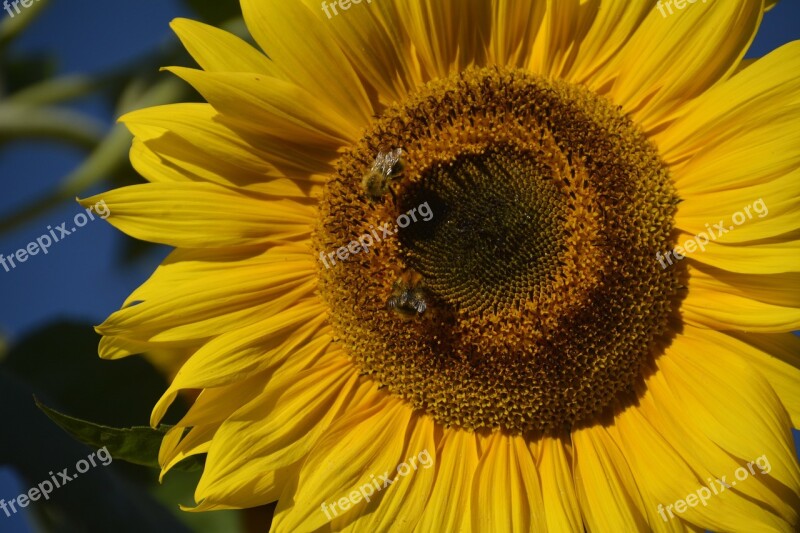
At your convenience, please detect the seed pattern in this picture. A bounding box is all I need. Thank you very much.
[315,67,683,433]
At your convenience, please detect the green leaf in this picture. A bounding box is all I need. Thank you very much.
[7,74,106,106]
[0,103,105,148]
[35,398,204,472]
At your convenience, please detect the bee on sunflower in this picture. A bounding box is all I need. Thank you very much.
[82,0,800,531]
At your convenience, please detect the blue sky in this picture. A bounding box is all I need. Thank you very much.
[0,0,188,344]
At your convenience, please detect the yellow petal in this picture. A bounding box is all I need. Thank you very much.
[689,265,800,309]
[194,356,359,509]
[298,0,420,105]
[607,0,762,130]
[572,424,649,532]
[395,0,492,79]
[675,169,800,244]
[568,2,650,88]
[150,301,327,426]
[166,67,358,146]
[348,416,436,532]
[709,330,800,428]
[98,245,313,343]
[660,331,800,497]
[673,237,800,275]
[121,103,286,185]
[97,334,181,360]
[644,364,799,528]
[98,256,316,344]
[125,241,306,315]
[683,285,800,333]
[159,424,215,481]
[656,41,800,171]
[158,426,184,471]
[538,436,583,532]
[527,0,583,78]
[170,18,275,74]
[80,183,316,248]
[177,371,269,428]
[488,0,546,69]
[166,312,328,393]
[272,395,411,532]
[610,384,792,531]
[416,428,479,533]
[240,0,373,129]
[470,432,546,532]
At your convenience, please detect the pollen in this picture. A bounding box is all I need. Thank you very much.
[315,67,683,433]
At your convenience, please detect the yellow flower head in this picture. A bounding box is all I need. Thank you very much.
[83,0,800,531]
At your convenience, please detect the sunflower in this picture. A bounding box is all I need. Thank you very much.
[81,0,800,531]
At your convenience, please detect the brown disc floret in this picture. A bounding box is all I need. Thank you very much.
[314,67,681,433]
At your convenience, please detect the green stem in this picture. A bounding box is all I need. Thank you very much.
[0,103,105,149]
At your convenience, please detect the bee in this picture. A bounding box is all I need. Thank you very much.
[385,270,429,320]
[361,148,406,202]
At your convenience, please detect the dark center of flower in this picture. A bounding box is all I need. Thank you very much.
[398,147,570,314]
[314,67,682,433]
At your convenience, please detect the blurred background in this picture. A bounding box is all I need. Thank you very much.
[0,0,798,531]
[0,1,267,531]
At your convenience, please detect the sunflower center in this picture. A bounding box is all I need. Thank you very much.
[398,146,571,314]
[315,67,681,433]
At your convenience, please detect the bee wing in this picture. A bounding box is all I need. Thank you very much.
[371,152,389,174]
[385,148,403,169]
[373,149,404,177]
[369,156,380,172]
